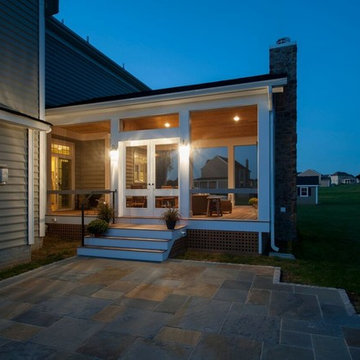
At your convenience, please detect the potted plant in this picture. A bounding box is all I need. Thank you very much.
[248,197,258,209]
[87,219,109,237]
[97,202,114,223]
[161,208,180,230]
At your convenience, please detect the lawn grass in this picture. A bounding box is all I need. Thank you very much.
[178,184,360,312]
[0,236,80,281]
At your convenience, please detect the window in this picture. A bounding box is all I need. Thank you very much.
[300,187,309,197]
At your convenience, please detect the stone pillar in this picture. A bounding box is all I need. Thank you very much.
[270,38,297,246]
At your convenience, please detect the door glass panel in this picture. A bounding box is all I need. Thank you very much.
[51,156,72,210]
[155,196,178,208]
[126,196,147,208]
[155,143,178,189]
[126,145,147,189]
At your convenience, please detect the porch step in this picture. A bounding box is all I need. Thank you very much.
[77,245,166,262]
[77,223,187,262]
[84,236,170,250]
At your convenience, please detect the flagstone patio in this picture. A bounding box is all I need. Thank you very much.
[0,257,358,359]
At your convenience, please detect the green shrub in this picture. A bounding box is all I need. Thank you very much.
[161,208,180,222]
[248,197,258,207]
[97,202,114,223]
[87,219,109,235]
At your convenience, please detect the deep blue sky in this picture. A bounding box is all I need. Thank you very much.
[55,0,360,175]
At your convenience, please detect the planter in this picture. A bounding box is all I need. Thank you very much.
[166,220,176,230]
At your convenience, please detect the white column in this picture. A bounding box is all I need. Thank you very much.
[28,129,34,245]
[179,110,190,218]
[228,145,235,204]
[39,131,46,237]
[257,102,271,222]
[110,118,120,216]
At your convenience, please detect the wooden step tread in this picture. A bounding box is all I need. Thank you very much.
[85,236,169,242]
[110,223,186,231]
[82,245,165,253]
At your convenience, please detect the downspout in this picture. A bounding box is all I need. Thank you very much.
[269,93,279,252]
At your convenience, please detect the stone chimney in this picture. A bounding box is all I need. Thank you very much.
[270,38,297,246]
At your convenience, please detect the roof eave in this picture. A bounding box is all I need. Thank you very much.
[46,76,287,116]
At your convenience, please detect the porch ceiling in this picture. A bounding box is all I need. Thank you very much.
[58,120,110,134]
[191,105,257,142]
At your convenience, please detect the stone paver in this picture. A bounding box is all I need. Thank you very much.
[0,257,358,359]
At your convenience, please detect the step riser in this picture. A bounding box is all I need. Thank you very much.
[77,247,164,262]
[106,228,185,240]
[84,237,169,250]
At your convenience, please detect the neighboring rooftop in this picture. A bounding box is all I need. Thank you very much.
[296,176,319,186]
[46,73,286,109]
[45,17,149,108]
[331,171,354,177]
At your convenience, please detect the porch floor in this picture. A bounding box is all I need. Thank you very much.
[49,206,257,221]
[191,205,257,220]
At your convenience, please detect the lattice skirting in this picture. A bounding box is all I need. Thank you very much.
[186,229,265,255]
[46,223,87,241]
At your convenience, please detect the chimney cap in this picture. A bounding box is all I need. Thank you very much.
[276,37,291,45]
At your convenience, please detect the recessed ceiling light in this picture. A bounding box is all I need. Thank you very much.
[233,115,240,122]
[164,122,170,128]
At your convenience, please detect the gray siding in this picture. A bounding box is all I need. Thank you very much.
[297,186,317,205]
[0,0,39,118]
[75,140,105,189]
[0,121,28,249]
[45,17,149,108]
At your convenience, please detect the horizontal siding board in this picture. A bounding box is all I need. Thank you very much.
[0,122,28,249]
[0,0,39,118]
[0,237,27,250]
[0,215,27,226]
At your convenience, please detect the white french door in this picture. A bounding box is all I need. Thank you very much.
[122,138,179,217]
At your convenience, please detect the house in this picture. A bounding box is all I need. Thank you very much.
[356,174,360,184]
[193,156,252,190]
[298,169,330,187]
[0,0,147,269]
[45,35,298,258]
[1,1,298,264]
[0,0,52,268]
[330,172,356,185]
[320,175,331,187]
[296,176,319,205]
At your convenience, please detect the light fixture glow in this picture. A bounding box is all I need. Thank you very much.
[109,145,118,161]
[233,115,240,122]
[164,122,170,128]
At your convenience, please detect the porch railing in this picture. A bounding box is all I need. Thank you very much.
[47,189,117,246]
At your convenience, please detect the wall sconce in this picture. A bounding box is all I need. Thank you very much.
[109,144,119,161]
[179,141,190,159]
[0,165,8,185]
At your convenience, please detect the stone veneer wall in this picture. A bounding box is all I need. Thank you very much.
[270,42,297,245]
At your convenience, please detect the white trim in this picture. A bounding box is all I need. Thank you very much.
[28,129,34,245]
[39,132,46,237]
[299,186,309,198]
[179,110,190,218]
[0,110,50,132]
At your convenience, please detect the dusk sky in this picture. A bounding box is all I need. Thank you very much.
[55,0,360,175]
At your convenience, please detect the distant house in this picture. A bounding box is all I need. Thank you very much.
[296,176,319,205]
[193,156,252,189]
[320,175,331,187]
[356,174,360,184]
[330,172,356,185]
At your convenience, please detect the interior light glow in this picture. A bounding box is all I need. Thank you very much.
[164,122,170,128]
[110,147,118,161]
[179,143,190,159]
[233,115,240,122]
